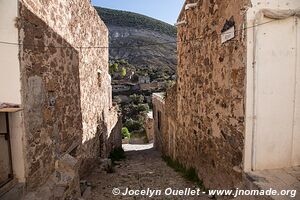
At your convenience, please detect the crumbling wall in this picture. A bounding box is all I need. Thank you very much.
[174,0,249,189]
[19,0,116,194]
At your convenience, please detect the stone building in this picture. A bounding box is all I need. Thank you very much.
[152,93,166,151]
[138,76,151,84]
[144,111,154,142]
[153,0,300,190]
[0,0,121,199]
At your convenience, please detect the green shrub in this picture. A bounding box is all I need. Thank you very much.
[122,127,130,139]
[130,94,144,104]
[124,118,143,132]
[109,63,119,74]
[137,104,149,112]
[121,67,127,77]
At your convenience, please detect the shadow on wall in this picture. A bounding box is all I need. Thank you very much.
[79,115,107,178]
[78,112,122,178]
[19,3,82,190]
[18,3,121,197]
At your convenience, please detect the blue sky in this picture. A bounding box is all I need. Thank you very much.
[91,0,185,25]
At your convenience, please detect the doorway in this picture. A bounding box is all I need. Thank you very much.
[0,113,13,187]
[251,16,300,170]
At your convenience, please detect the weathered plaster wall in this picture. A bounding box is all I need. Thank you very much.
[18,0,115,192]
[0,0,21,104]
[245,0,300,171]
[174,0,249,189]
[9,112,26,183]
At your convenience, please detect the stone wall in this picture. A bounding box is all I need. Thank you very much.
[152,93,166,152]
[18,0,120,196]
[166,0,249,189]
[105,106,123,158]
[164,84,178,159]
[144,112,154,142]
[19,4,82,190]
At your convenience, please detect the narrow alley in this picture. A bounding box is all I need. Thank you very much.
[85,144,210,200]
[0,0,300,199]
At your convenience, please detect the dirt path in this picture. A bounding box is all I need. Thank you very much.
[85,144,210,200]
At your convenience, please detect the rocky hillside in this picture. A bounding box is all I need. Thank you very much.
[95,7,177,74]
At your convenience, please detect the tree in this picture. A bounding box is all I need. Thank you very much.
[130,94,144,104]
[121,67,127,77]
[137,104,149,112]
[109,63,119,74]
[113,63,119,71]
[122,127,130,139]
[124,118,143,132]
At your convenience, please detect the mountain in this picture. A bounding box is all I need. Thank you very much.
[95,7,177,75]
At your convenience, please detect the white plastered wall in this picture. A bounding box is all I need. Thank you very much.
[9,112,25,183]
[0,0,21,104]
[244,0,300,171]
[293,18,300,166]
[0,0,26,183]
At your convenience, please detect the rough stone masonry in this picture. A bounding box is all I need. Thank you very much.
[154,0,250,190]
[15,0,121,198]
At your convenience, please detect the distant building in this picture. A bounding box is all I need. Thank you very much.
[144,111,154,142]
[112,85,131,93]
[140,82,166,91]
[138,76,151,84]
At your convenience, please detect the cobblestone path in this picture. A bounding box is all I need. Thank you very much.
[85,144,210,200]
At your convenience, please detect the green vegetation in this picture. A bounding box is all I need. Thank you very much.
[121,127,130,139]
[162,156,206,190]
[120,94,150,142]
[109,59,135,80]
[95,7,176,37]
[137,104,149,112]
[123,95,149,121]
[130,94,144,104]
[121,67,127,77]
[124,118,144,132]
[109,63,119,74]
